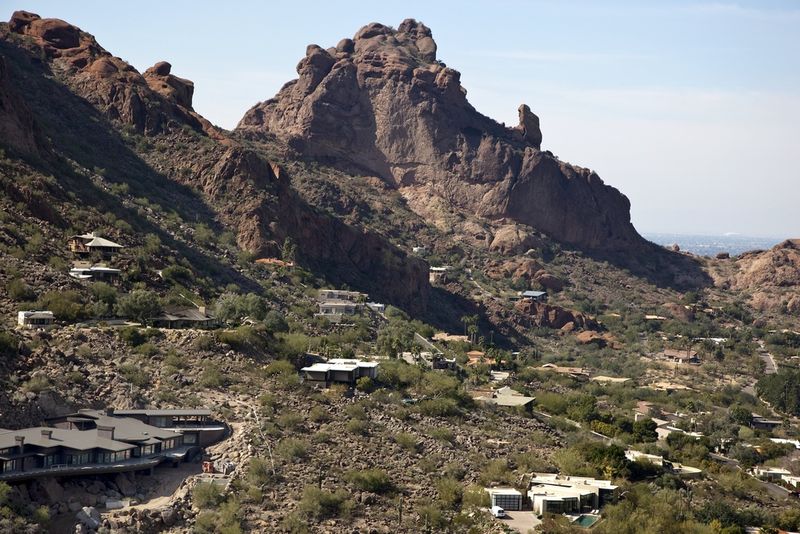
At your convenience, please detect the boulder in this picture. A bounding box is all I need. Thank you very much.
[114,473,136,497]
[27,18,81,49]
[76,506,101,530]
[517,104,542,149]
[8,10,40,32]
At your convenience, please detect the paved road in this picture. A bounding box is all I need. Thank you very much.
[709,453,790,500]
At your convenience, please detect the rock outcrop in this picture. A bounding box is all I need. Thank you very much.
[238,19,643,251]
[725,239,800,314]
[0,55,37,155]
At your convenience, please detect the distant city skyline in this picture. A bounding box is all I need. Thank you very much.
[15,1,800,238]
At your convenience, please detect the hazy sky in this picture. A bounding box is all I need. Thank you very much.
[15,1,800,238]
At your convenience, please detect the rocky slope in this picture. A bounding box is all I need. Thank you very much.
[238,19,643,252]
[720,239,800,315]
[1,11,429,313]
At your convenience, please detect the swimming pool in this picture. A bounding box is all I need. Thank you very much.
[573,514,600,528]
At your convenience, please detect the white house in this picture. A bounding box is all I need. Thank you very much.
[17,311,54,329]
[528,473,617,515]
[300,359,379,387]
[485,487,523,511]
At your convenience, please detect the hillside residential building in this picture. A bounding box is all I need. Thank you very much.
[473,386,535,411]
[625,450,702,478]
[150,306,217,329]
[17,311,54,329]
[316,289,366,302]
[317,300,359,321]
[485,487,523,511]
[751,466,792,482]
[300,359,379,387]
[111,409,225,447]
[68,232,124,255]
[429,266,448,283]
[69,262,121,282]
[518,290,547,303]
[528,473,617,515]
[658,349,700,365]
[751,414,783,430]
[539,363,590,379]
[0,408,224,482]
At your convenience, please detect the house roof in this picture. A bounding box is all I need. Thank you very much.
[71,233,123,248]
[18,311,54,319]
[521,290,547,298]
[0,427,135,453]
[301,359,378,373]
[113,409,211,417]
[153,307,213,322]
[71,410,182,442]
[662,349,698,359]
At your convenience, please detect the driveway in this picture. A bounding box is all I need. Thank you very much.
[498,510,542,533]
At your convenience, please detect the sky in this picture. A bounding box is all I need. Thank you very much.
[14,1,800,238]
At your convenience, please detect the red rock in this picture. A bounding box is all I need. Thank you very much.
[236,19,644,252]
[27,18,81,49]
[8,10,40,33]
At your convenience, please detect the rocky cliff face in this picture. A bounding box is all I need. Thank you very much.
[723,239,800,314]
[1,12,429,312]
[237,19,643,251]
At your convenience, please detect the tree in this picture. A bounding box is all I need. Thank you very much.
[728,405,752,426]
[632,418,658,443]
[116,290,161,323]
[281,237,297,263]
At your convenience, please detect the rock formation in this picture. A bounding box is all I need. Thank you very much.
[725,239,800,314]
[238,19,643,251]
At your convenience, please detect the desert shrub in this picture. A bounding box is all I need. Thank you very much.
[436,477,463,509]
[478,459,513,486]
[280,512,309,534]
[346,419,369,436]
[427,427,454,444]
[277,412,303,431]
[416,398,459,417]
[193,481,225,509]
[307,406,329,423]
[192,335,215,351]
[276,437,309,460]
[298,486,352,520]
[264,360,296,377]
[135,342,159,356]
[216,327,267,351]
[247,457,275,486]
[416,504,446,530]
[6,279,35,301]
[22,375,51,394]
[393,432,418,451]
[90,282,117,306]
[344,469,395,494]
[37,290,84,321]
[118,326,145,347]
[199,363,225,388]
[119,364,149,388]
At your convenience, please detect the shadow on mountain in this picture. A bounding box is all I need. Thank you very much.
[585,239,714,291]
[0,39,259,291]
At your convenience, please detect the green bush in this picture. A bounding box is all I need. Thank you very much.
[276,438,309,460]
[344,468,395,494]
[298,486,352,520]
[22,375,51,394]
[346,419,369,436]
[37,290,84,321]
[436,477,463,509]
[193,481,225,509]
[416,398,459,417]
[200,363,225,388]
[393,432,418,451]
[6,279,35,301]
[119,364,149,388]
[116,290,161,323]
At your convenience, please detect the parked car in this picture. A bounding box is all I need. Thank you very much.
[491,505,506,518]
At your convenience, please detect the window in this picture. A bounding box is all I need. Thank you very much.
[183,433,197,445]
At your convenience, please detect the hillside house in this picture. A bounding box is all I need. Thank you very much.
[150,306,217,329]
[751,414,783,430]
[528,473,617,515]
[300,359,378,387]
[69,262,121,282]
[111,409,225,447]
[317,289,366,302]
[625,450,702,478]
[539,363,590,379]
[518,290,547,303]
[17,311,54,329]
[658,349,700,365]
[751,466,791,482]
[485,487,523,511]
[0,407,223,482]
[429,266,448,283]
[68,232,124,256]
[473,386,535,411]
[366,302,386,314]
[316,300,360,322]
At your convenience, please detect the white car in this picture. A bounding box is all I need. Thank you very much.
[491,505,507,518]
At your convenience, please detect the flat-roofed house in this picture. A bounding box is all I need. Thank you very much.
[111,409,226,447]
[316,289,366,302]
[751,466,792,482]
[528,473,618,515]
[69,262,121,282]
[316,300,359,322]
[17,311,54,329]
[150,306,217,329]
[474,386,535,412]
[0,408,219,482]
[659,349,700,365]
[519,290,547,303]
[300,359,379,387]
[485,487,523,511]
[68,233,124,256]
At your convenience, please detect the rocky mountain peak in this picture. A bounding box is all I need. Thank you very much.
[237,20,643,251]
